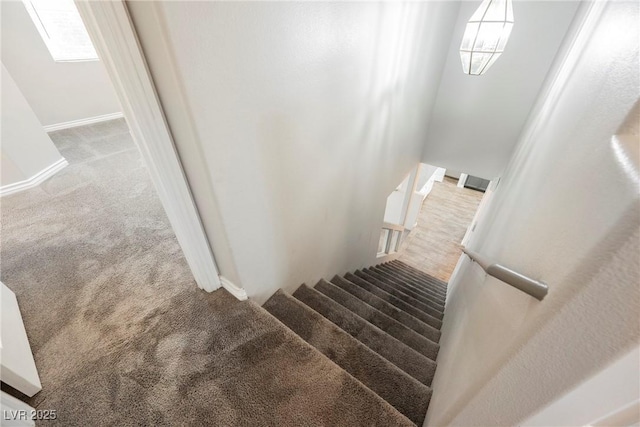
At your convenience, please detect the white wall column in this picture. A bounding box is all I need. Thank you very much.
[1,64,67,196]
[400,164,421,228]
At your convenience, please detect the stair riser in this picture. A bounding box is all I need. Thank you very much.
[263,291,431,425]
[330,276,441,343]
[354,271,444,322]
[370,267,446,307]
[315,280,439,361]
[345,273,443,330]
[365,269,446,312]
[389,262,448,292]
[387,262,448,290]
[381,264,448,297]
[360,270,445,321]
[378,265,448,299]
[293,284,437,387]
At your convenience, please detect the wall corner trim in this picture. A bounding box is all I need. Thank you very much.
[220,276,248,301]
[43,112,125,133]
[0,157,68,197]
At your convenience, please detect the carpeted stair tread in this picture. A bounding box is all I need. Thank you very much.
[357,270,445,321]
[363,268,445,313]
[386,261,449,290]
[369,267,446,308]
[224,292,414,427]
[386,262,449,293]
[330,275,441,343]
[374,269,446,303]
[345,272,442,330]
[376,264,447,300]
[293,284,437,387]
[389,261,448,291]
[263,290,431,425]
[365,267,445,310]
[379,264,447,298]
[389,260,448,284]
[314,279,439,360]
[391,260,448,287]
[35,286,417,426]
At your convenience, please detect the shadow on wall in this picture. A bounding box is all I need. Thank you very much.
[240,2,460,303]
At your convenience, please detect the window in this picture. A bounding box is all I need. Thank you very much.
[22,0,98,62]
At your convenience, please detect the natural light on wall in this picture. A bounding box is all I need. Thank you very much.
[22,0,98,62]
[459,0,514,76]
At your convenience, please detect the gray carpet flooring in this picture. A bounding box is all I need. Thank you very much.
[0,120,415,426]
[263,260,450,425]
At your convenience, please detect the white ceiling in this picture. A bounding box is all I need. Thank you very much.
[422,0,581,179]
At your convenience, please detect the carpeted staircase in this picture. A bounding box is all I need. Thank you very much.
[263,259,448,426]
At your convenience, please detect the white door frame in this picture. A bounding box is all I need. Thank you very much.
[75,0,221,292]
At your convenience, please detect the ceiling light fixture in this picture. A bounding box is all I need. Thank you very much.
[459,0,514,76]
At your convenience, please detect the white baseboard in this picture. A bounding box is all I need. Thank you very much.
[0,158,68,197]
[220,276,248,301]
[43,112,124,132]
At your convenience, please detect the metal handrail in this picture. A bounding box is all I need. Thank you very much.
[462,248,549,301]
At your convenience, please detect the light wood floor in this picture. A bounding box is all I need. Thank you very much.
[398,177,483,283]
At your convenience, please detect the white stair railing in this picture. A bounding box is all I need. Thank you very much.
[377,222,405,257]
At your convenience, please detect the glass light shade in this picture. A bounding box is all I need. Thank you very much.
[459,0,514,75]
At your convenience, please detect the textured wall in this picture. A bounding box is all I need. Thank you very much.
[128,1,460,303]
[522,344,640,425]
[0,2,120,126]
[426,2,640,425]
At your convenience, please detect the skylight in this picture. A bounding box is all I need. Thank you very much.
[22,0,98,62]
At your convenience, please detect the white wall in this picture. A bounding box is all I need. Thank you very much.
[384,191,405,225]
[384,172,413,225]
[403,164,443,230]
[127,1,461,303]
[523,345,640,427]
[416,164,440,191]
[423,1,580,180]
[1,64,63,187]
[426,2,640,425]
[0,1,120,127]
[384,164,443,228]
